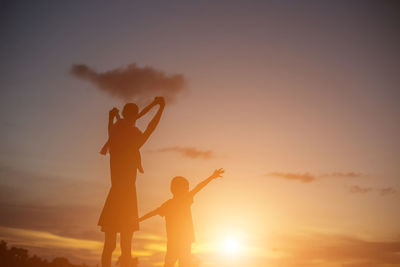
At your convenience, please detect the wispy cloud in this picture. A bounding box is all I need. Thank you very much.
[348,186,397,196]
[265,172,316,183]
[154,146,215,159]
[70,63,187,103]
[349,185,373,194]
[379,187,396,196]
[321,172,365,178]
[266,171,366,183]
[265,170,396,197]
[0,164,102,205]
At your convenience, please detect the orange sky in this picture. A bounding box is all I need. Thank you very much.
[0,1,399,266]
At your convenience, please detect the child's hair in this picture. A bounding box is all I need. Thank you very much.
[122,103,139,119]
[170,176,189,196]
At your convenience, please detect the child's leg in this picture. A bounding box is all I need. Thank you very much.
[178,242,192,267]
[120,230,134,267]
[101,231,117,267]
[164,241,178,267]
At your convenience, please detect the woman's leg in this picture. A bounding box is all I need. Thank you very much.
[102,231,117,267]
[120,230,134,267]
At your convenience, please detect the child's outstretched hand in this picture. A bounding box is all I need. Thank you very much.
[211,168,224,179]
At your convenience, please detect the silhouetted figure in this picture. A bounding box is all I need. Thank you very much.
[100,101,158,172]
[98,97,165,267]
[139,168,224,267]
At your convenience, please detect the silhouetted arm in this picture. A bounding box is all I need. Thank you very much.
[139,208,160,222]
[140,97,165,147]
[190,168,224,196]
[138,101,157,119]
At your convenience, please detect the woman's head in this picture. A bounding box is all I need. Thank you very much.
[170,176,189,196]
[122,103,139,123]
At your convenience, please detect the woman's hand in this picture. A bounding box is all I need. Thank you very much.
[154,96,165,107]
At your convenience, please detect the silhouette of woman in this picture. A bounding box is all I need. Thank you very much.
[98,97,165,267]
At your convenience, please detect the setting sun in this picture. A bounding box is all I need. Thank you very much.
[221,236,242,256]
[222,238,240,254]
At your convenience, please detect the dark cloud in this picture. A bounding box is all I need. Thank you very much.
[0,164,104,205]
[0,185,24,203]
[154,146,215,159]
[379,187,397,196]
[1,121,19,129]
[349,185,373,194]
[0,164,106,241]
[266,172,316,183]
[70,63,187,103]
[0,202,101,241]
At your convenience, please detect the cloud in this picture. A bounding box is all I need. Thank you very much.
[321,172,365,178]
[0,202,101,240]
[348,185,397,196]
[379,187,396,196]
[266,172,316,183]
[266,171,366,183]
[0,164,103,205]
[0,164,107,241]
[154,146,215,159]
[70,63,187,103]
[349,185,373,194]
[265,170,397,197]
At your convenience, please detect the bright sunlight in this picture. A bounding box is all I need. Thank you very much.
[221,236,242,256]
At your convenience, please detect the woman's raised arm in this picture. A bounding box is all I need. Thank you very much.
[140,97,165,147]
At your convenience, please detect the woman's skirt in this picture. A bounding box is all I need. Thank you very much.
[98,183,139,232]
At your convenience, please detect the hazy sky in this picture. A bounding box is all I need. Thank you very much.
[0,1,399,266]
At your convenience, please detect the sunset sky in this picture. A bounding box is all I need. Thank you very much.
[0,1,399,266]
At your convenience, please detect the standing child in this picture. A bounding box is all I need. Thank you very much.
[139,168,224,267]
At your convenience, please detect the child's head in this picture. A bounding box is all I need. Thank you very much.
[122,103,139,123]
[170,176,189,196]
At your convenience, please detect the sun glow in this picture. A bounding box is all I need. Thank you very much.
[221,236,242,255]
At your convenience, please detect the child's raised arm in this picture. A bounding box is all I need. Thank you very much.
[190,168,224,196]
